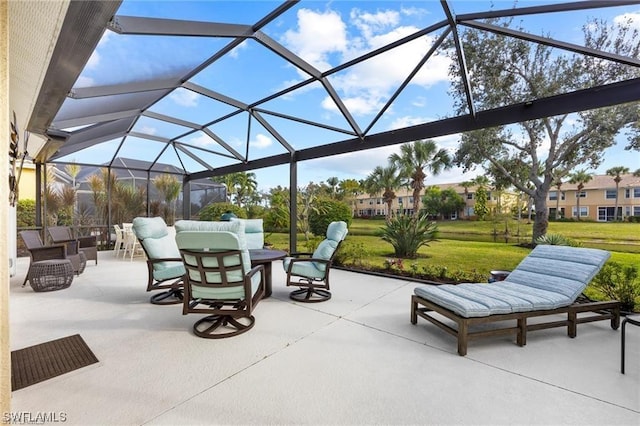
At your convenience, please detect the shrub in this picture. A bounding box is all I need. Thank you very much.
[376,214,438,258]
[590,262,639,312]
[246,204,266,219]
[198,203,246,221]
[17,199,36,228]
[334,240,369,267]
[308,199,352,236]
[535,233,582,247]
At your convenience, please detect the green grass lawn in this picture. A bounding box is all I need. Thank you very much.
[267,218,640,275]
[349,217,640,242]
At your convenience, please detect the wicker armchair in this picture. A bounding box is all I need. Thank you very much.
[19,230,84,286]
[48,226,98,265]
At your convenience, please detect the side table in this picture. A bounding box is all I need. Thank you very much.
[28,259,74,292]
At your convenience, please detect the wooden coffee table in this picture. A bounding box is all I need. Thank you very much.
[249,249,287,297]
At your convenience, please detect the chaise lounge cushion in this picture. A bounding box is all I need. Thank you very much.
[413,245,611,318]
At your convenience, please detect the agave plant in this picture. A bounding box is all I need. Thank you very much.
[376,214,438,258]
[534,233,582,247]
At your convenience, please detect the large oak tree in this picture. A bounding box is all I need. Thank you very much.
[450,17,640,242]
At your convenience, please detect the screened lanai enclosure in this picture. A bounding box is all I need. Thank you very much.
[14,0,640,249]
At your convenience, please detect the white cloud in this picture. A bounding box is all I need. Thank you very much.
[281,7,452,118]
[139,126,157,135]
[228,39,249,59]
[250,133,273,149]
[282,9,348,72]
[169,88,199,107]
[74,76,94,88]
[350,9,400,40]
[85,31,113,70]
[186,132,215,147]
[614,12,640,30]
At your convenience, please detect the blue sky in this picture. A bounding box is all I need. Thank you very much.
[62,1,640,191]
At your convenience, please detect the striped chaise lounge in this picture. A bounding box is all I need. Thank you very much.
[411,245,621,356]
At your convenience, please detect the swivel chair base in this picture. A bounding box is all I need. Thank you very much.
[290,288,332,303]
[150,289,184,305]
[193,314,255,338]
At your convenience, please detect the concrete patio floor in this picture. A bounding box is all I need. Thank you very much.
[8,251,640,425]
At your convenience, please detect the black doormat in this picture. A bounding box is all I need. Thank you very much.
[11,334,98,391]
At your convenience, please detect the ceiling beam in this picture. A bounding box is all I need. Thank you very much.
[189,77,640,180]
[455,1,640,21]
[28,0,122,135]
[109,16,252,37]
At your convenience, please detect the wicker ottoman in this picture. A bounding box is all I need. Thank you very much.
[29,259,74,292]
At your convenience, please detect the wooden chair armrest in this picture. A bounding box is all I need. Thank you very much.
[288,256,330,265]
[30,245,67,261]
[77,236,97,247]
[147,257,182,265]
[290,251,313,257]
[247,264,265,280]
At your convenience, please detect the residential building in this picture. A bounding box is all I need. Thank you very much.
[354,183,521,220]
[354,173,640,222]
[549,173,640,221]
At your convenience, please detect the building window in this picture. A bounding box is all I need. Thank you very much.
[398,197,403,204]
[408,197,414,204]
[549,191,558,201]
[576,191,586,198]
[605,189,617,199]
[625,188,631,199]
[376,199,381,205]
[572,206,588,218]
[359,199,363,204]
[549,207,565,219]
[634,187,640,198]
[598,206,622,222]
[467,193,473,200]
[634,206,640,216]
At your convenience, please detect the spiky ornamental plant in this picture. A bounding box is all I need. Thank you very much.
[377,214,438,258]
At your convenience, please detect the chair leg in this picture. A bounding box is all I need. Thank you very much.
[621,317,640,374]
[621,318,627,374]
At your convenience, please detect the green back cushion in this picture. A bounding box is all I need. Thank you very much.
[132,217,169,240]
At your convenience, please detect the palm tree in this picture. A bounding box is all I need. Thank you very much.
[235,172,258,207]
[153,173,181,225]
[552,174,563,220]
[326,177,339,198]
[459,180,473,219]
[211,173,240,204]
[364,165,402,222]
[606,166,629,221]
[568,169,592,221]
[389,139,451,218]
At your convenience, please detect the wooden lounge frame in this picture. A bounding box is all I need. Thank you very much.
[411,295,621,356]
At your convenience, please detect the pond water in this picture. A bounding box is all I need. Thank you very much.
[438,232,529,244]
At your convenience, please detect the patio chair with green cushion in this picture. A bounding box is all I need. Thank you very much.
[19,230,85,287]
[411,245,621,356]
[283,221,348,303]
[175,223,265,338]
[132,217,185,305]
[47,225,98,265]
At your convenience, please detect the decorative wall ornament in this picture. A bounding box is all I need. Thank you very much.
[9,111,29,206]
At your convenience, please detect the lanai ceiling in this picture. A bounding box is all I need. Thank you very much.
[19,0,640,182]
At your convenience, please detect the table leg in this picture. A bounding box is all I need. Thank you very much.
[263,262,273,298]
